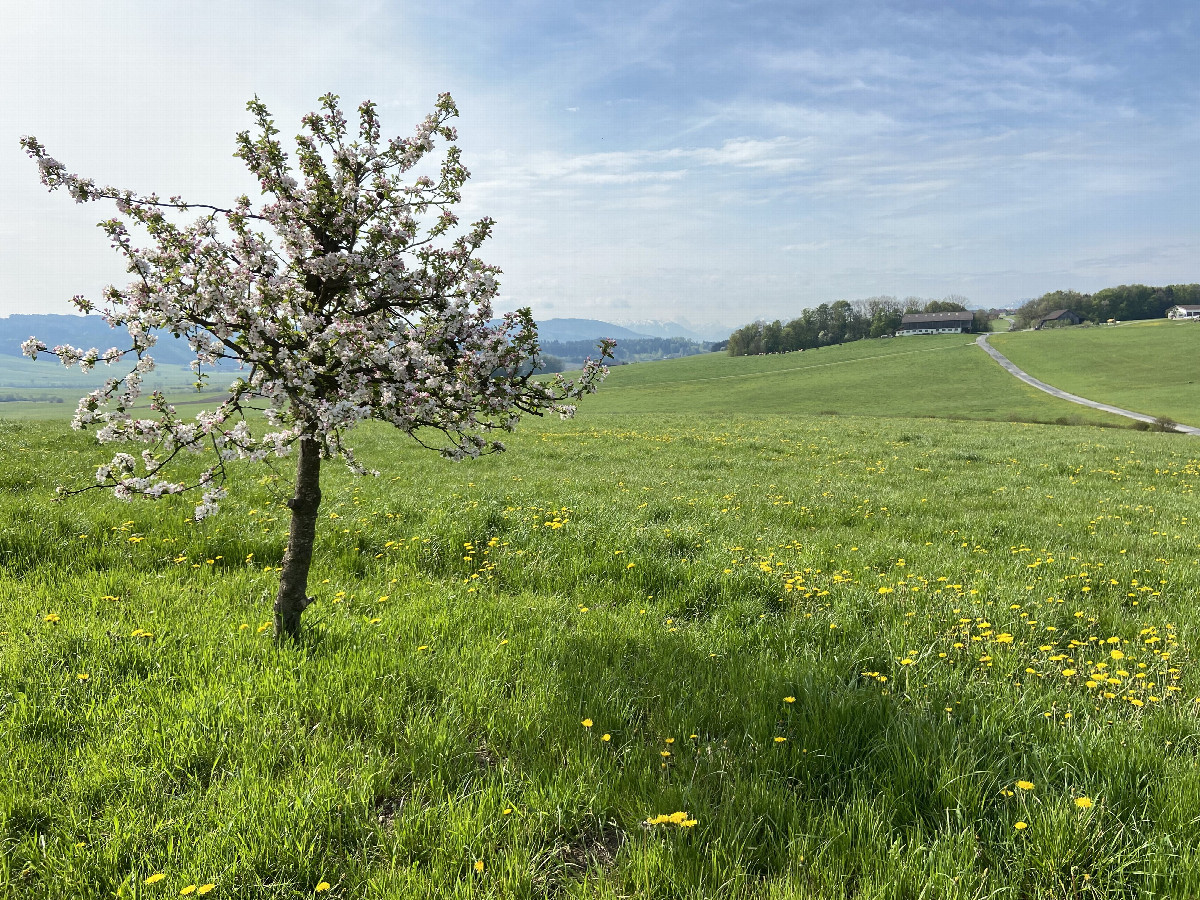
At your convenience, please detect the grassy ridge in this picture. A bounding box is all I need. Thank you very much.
[585,336,1128,426]
[990,321,1200,427]
[2,413,1200,897]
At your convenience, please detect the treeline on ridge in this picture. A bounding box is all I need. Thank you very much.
[1012,284,1200,329]
[726,296,989,356]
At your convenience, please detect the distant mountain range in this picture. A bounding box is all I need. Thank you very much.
[0,314,726,363]
[0,314,224,367]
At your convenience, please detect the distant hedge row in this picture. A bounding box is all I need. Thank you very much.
[1013,284,1200,329]
[726,297,990,356]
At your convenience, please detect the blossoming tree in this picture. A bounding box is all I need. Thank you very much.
[21,93,613,640]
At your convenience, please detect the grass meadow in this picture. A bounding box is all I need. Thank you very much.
[989,322,1200,428]
[580,336,1127,426]
[3,330,1200,898]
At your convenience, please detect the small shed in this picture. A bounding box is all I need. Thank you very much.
[1034,309,1081,329]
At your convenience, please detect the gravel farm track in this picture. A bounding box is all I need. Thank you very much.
[976,333,1200,435]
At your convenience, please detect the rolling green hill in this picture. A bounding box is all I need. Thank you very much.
[990,320,1200,427]
[586,335,1129,426]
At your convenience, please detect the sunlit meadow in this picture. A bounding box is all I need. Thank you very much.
[2,409,1199,898]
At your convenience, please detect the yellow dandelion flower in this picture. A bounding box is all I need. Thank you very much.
[1075,796,1094,809]
[180,887,197,896]
[601,733,611,742]
[774,736,787,743]
[783,696,796,703]
[315,883,331,893]
[1110,650,1125,660]
[144,873,166,885]
[1016,781,1035,791]
[581,719,593,728]
[474,860,484,873]
[1014,821,1028,830]
[196,887,215,896]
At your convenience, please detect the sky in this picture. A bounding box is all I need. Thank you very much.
[1,0,1197,334]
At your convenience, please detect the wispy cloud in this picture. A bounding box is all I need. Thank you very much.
[2,0,1197,325]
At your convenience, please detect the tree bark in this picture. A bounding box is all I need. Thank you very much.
[275,436,322,641]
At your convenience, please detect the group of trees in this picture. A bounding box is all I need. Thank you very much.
[726,296,988,356]
[1012,284,1200,329]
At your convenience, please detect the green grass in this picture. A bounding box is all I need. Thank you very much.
[990,320,1200,427]
[585,336,1129,427]
[3,410,1200,898]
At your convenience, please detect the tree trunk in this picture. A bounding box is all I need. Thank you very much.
[275,436,322,641]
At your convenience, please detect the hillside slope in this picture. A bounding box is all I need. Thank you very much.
[586,335,1130,426]
[990,321,1200,427]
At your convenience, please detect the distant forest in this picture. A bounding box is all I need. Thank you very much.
[726,297,990,356]
[1012,284,1200,329]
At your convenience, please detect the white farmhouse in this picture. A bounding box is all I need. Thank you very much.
[1166,305,1200,320]
[896,311,975,336]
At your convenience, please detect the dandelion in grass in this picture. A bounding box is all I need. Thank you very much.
[1014,821,1028,830]
[503,807,513,815]
[1075,796,1094,808]
[144,873,166,885]
[602,733,611,742]
[582,718,593,728]
[474,860,484,873]
[43,613,60,623]
[1016,781,1035,791]
[647,811,697,827]
[196,887,215,896]
[315,883,331,893]
[774,736,787,743]
[180,887,196,896]
[783,696,796,704]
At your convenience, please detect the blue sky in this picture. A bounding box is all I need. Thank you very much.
[1,0,1196,333]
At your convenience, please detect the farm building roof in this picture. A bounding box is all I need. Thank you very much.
[899,311,974,325]
[1040,309,1076,321]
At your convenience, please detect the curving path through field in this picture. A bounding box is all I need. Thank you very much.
[975,334,1200,435]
